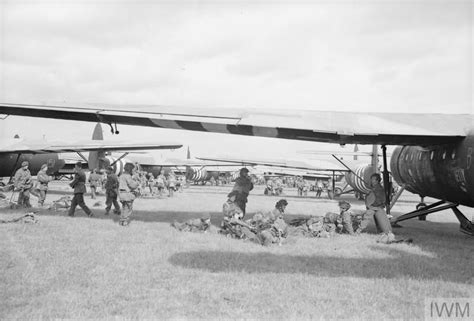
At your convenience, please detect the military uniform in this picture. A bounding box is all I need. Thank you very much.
[231,175,253,215]
[360,183,392,234]
[104,171,121,215]
[167,175,176,197]
[220,197,245,238]
[156,174,166,196]
[118,172,139,225]
[68,168,93,217]
[36,166,52,206]
[13,164,33,208]
[289,216,335,238]
[88,171,102,199]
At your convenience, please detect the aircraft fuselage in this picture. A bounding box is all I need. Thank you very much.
[0,153,65,177]
[391,134,474,207]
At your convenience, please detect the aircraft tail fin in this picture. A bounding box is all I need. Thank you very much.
[88,123,106,170]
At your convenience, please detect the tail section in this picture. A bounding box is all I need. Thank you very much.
[88,123,106,170]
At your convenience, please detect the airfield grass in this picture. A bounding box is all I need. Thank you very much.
[0,185,473,320]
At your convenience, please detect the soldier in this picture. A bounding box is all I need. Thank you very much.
[263,199,288,222]
[156,171,166,197]
[220,191,245,236]
[147,172,155,195]
[231,168,254,216]
[104,166,121,215]
[258,217,288,246]
[13,161,33,208]
[315,180,324,198]
[88,168,102,199]
[68,162,93,217]
[246,208,288,246]
[358,173,396,243]
[296,176,305,197]
[167,173,176,197]
[118,163,139,226]
[264,178,274,196]
[324,200,356,235]
[36,164,52,207]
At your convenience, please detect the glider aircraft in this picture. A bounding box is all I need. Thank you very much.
[0,103,472,235]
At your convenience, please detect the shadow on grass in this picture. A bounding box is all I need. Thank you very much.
[168,248,471,283]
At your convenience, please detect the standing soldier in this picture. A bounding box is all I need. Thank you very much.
[231,168,254,217]
[296,177,305,197]
[147,173,155,195]
[118,163,139,226]
[167,173,176,197]
[36,164,52,207]
[316,180,324,198]
[14,161,33,208]
[88,168,102,199]
[68,162,93,217]
[156,171,166,197]
[104,166,121,215]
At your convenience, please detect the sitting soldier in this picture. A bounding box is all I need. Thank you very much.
[220,191,247,238]
[289,215,334,238]
[244,200,289,246]
[171,215,212,233]
[324,200,361,235]
[263,199,288,222]
[258,217,289,246]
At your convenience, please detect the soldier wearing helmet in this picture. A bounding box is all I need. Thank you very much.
[68,162,93,217]
[36,163,52,207]
[13,161,33,208]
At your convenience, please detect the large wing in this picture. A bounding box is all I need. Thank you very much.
[0,103,471,145]
[0,140,182,155]
[196,155,346,172]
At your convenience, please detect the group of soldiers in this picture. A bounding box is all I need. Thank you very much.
[87,168,184,199]
[11,162,396,242]
[172,168,398,245]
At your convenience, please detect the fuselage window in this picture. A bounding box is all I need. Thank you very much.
[418,152,422,161]
[430,151,434,160]
[451,150,456,159]
[442,151,446,160]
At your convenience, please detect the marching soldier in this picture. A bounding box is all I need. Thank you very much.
[36,164,52,207]
[68,162,93,217]
[13,161,33,208]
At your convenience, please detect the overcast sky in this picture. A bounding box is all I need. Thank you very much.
[0,0,472,161]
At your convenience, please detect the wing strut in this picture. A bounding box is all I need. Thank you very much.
[110,152,129,166]
[331,154,369,185]
[381,145,391,215]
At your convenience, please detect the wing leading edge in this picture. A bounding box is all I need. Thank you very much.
[0,103,471,146]
[0,140,182,155]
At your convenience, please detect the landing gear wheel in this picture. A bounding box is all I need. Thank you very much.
[334,187,342,197]
[416,203,427,221]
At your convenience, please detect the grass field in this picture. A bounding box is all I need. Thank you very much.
[1,184,473,319]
